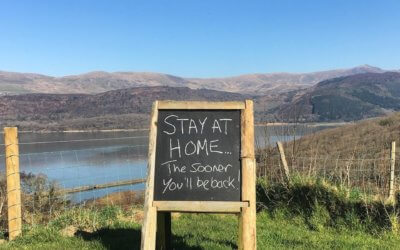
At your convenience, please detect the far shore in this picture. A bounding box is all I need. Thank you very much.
[255,121,351,127]
[0,128,149,134]
[0,122,349,134]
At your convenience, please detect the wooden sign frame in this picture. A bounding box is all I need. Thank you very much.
[141,100,256,250]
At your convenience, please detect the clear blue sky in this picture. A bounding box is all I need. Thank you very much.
[0,0,399,77]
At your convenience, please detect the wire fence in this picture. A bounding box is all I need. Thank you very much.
[0,134,149,236]
[257,152,397,198]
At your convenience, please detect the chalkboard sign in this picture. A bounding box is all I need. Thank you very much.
[141,101,257,250]
[154,110,241,201]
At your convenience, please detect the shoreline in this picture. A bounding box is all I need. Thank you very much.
[0,122,349,134]
[255,122,351,127]
[0,128,150,134]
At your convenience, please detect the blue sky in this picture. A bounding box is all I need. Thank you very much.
[0,0,399,77]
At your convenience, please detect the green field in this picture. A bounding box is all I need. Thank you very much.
[2,179,400,249]
[1,209,399,249]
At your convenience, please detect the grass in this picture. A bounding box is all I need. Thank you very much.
[1,206,143,250]
[256,212,400,249]
[1,210,400,249]
[2,179,400,249]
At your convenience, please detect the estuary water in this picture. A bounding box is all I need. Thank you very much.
[0,125,334,202]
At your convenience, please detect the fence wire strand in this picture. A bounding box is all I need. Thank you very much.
[257,152,394,197]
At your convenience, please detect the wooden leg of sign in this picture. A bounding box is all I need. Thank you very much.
[239,100,256,250]
[156,212,171,250]
[141,207,157,250]
[141,101,159,250]
[239,158,257,250]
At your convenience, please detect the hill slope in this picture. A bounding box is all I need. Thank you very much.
[267,112,400,165]
[0,65,386,96]
[0,86,249,130]
[277,72,400,122]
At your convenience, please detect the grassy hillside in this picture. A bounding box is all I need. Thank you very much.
[256,112,400,197]
[281,112,400,159]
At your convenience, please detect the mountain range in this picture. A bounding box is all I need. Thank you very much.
[1,65,400,130]
[0,65,387,96]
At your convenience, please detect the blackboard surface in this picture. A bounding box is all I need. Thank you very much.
[154,110,241,201]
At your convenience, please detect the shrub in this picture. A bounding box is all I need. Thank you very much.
[379,118,394,127]
[0,171,67,235]
[21,172,67,216]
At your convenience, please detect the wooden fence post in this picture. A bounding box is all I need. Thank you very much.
[4,127,22,240]
[277,141,290,184]
[389,141,396,202]
[238,100,257,250]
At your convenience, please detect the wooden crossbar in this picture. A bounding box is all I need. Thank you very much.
[153,201,249,213]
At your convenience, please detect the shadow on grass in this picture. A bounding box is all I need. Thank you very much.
[173,232,236,249]
[76,228,141,250]
[76,228,214,250]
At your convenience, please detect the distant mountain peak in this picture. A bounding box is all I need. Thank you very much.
[358,64,378,68]
[345,65,384,75]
